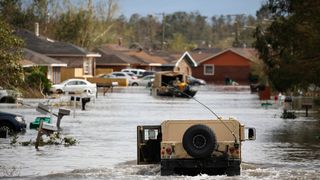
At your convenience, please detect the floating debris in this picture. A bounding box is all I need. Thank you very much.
[30,116,51,129]
[281,110,296,119]
[10,132,78,147]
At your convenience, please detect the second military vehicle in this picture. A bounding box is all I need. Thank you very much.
[137,118,256,176]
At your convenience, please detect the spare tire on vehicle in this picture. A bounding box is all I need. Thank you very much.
[182,124,216,158]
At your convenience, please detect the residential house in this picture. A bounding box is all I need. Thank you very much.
[15,29,100,83]
[95,45,196,75]
[21,48,67,84]
[191,48,259,85]
[154,51,197,75]
[95,44,158,72]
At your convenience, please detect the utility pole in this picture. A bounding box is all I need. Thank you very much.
[161,13,165,49]
[156,12,166,49]
[233,21,240,47]
[230,14,243,48]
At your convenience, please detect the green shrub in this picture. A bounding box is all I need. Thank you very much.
[24,67,52,94]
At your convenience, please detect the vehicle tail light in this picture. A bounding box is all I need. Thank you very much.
[229,147,240,155]
[166,147,172,155]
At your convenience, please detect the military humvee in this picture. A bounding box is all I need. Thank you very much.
[151,71,197,98]
[137,118,256,176]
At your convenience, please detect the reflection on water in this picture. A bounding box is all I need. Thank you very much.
[0,86,319,179]
[266,115,320,167]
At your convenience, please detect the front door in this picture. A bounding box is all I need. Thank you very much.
[137,125,162,164]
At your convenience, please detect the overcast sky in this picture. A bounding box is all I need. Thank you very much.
[117,0,266,18]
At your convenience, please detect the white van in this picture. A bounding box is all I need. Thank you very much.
[121,69,146,77]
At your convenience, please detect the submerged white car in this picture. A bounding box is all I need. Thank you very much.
[50,79,97,95]
[131,75,155,86]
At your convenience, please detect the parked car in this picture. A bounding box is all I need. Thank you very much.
[142,71,155,77]
[121,69,146,78]
[187,75,206,86]
[131,75,155,86]
[125,72,138,80]
[111,72,138,86]
[50,79,97,94]
[0,86,18,103]
[97,74,116,78]
[0,111,26,135]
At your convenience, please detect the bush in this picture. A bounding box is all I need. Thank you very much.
[24,67,52,94]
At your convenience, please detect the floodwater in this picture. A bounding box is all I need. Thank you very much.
[0,86,319,180]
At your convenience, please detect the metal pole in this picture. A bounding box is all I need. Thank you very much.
[162,13,165,49]
[73,97,76,118]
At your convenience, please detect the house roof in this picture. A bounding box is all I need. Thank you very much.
[15,29,100,57]
[126,50,167,66]
[96,44,234,68]
[174,51,197,67]
[95,44,169,66]
[145,50,180,66]
[198,48,259,64]
[22,48,67,67]
[190,48,222,63]
[95,46,145,66]
[230,48,260,63]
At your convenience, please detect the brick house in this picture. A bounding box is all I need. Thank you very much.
[192,48,258,85]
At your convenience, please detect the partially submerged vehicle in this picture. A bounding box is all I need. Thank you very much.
[0,86,19,103]
[0,111,26,136]
[152,71,197,98]
[137,118,256,176]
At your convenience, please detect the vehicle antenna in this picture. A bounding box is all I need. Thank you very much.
[160,82,238,143]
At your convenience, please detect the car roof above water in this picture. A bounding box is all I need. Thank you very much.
[0,111,21,117]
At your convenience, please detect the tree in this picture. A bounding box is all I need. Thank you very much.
[0,19,24,88]
[24,66,51,95]
[254,0,320,92]
[54,0,119,49]
[168,33,196,52]
[0,0,33,28]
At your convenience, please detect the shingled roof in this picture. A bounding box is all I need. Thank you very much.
[21,48,67,67]
[192,48,260,64]
[189,48,223,63]
[95,45,146,66]
[95,44,169,66]
[15,29,100,57]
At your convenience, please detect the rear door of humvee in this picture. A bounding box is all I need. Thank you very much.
[137,125,161,164]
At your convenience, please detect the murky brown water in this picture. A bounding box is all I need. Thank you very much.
[0,86,319,179]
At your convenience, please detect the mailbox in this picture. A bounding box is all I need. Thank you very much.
[42,122,57,132]
[59,108,70,116]
[36,103,50,114]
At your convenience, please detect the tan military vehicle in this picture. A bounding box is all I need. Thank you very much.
[151,71,197,98]
[137,118,256,176]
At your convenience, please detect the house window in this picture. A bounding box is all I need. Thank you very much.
[204,64,214,75]
[83,59,92,75]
